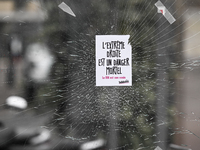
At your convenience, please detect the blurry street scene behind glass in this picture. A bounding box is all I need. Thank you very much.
[0,0,200,150]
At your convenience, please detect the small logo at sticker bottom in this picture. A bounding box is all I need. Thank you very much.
[119,80,129,84]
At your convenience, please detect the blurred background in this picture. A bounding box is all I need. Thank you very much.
[0,0,200,150]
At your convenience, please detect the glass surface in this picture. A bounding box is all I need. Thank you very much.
[0,0,199,150]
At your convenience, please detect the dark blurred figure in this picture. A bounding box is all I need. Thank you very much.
[7,34,23,87]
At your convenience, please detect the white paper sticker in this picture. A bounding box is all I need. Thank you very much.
[58,2,76,17]
[96,35,132,86]
[155,0,176,24]
[154,146,162,150]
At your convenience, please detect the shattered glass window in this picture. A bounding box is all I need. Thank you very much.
[0,0,200,150]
